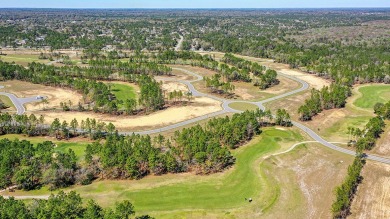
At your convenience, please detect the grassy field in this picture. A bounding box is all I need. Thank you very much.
[0,54,47,66]
[228,102,259,111]
[109,83,137,107]
[8,128,304,218]
[353,85,390,109]
[0,134,89,160]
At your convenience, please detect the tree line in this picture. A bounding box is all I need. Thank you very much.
[332,101,389,218]
[0,191,152,219]
[298,84,351,121]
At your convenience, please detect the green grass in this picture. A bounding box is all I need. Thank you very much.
[109,83,137,107]
[354,85,390,109]
[15,128,303,217]
[322,116,372,140]
[0,95,16,111]
[0,54,45,66]
[0,134,89,160]
[228,102,260,111]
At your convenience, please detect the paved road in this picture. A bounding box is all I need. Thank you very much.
[0,92,42,115]
[128,66,390,165]
[1,62,389,164]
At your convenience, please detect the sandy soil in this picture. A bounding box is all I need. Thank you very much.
[35,96,222,131]
[161,81,189,93]
[264,143,353,219]
[350,162,390,219]
[0,80,83,111]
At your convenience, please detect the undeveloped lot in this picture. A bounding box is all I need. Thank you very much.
[263,143,353,219]
[350,162,390,219]
[0,80,82,111]
[37,96,222,131]
[372,121,390,157]
[198,51,330,90]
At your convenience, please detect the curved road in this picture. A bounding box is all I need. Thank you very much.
[0,91,42,115]
[128,66,390,165]
[1,64,389,164]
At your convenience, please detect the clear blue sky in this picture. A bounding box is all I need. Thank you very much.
[2,0,390,9]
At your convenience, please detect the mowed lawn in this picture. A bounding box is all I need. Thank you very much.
[109,83,137,107]
[229,102,259,111]
[354,85,390,109]
[13,128,303,218]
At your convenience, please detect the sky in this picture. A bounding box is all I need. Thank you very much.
[1,0,390,9]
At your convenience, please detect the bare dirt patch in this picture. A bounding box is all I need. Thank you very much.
[161,81,189,93]
[35,96,222,131]
[263,143,353,219]
[0,80,82,111]
[350,162,390,219]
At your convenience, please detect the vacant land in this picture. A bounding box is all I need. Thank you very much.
[0,80,83,111]
[372,121,390,157]
[198,51,331,90]
[350,162,390,219]
[38,96,222,131]
[262,142,353,218]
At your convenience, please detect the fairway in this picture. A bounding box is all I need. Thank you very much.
[12,128,303,217]
[354,85,390,109]
[109,83,137,107]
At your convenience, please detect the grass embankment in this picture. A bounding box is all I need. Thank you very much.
[228,102,259,111]
[0,95,16,111]
[7,128,303,218]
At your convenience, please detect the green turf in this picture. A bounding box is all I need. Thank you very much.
[38,128,302,217]
[5,129,303,217]
[109,83,137,107]
[322,116,372,140]
[228,102,260,111]
[0,134,88,160]
[354,85,390,109]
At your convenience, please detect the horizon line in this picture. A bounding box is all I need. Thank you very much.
[1,7,390,9]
